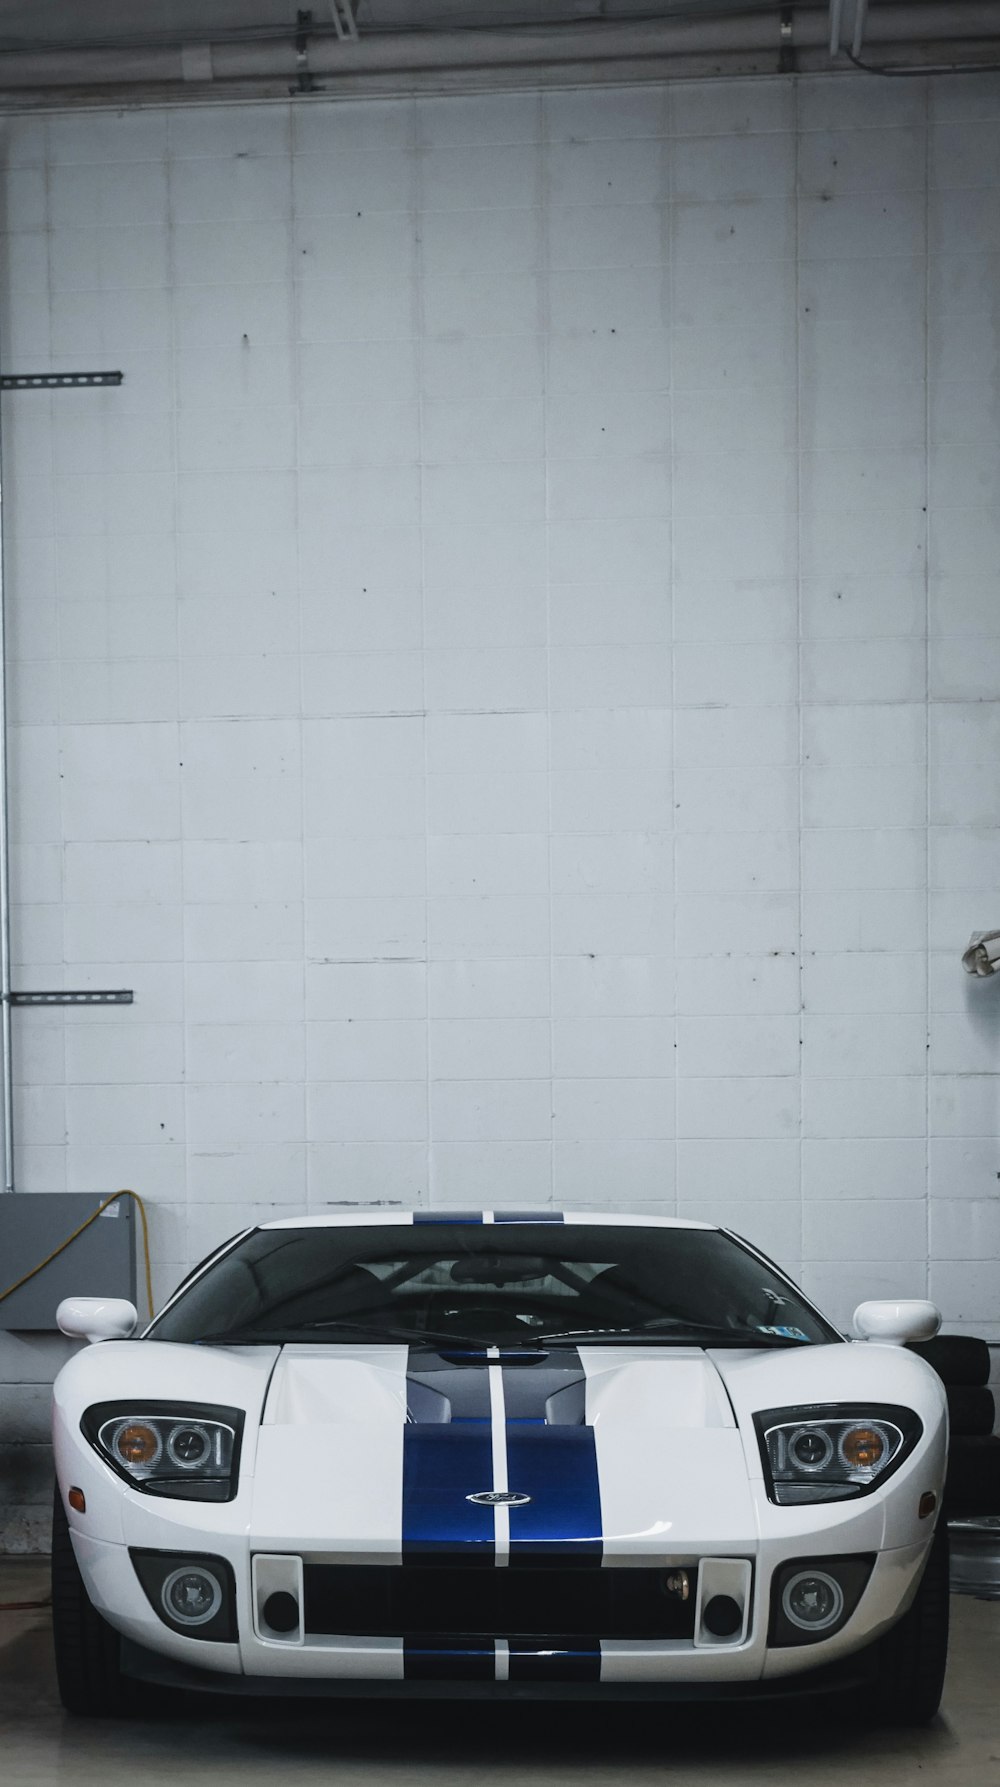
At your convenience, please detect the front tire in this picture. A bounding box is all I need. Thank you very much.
[873,1524,950,1726]
[51,1485,131,1716]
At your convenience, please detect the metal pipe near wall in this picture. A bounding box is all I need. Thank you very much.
[0,4,994,91]
[0,378,14,1193]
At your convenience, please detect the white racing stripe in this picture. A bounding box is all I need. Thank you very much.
[487,1345,510,1566]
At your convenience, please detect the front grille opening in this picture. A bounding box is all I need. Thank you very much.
[303,1563,698,1641]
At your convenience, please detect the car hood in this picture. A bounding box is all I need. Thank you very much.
[250,1342,757,1558]
[55,1333,944,1558]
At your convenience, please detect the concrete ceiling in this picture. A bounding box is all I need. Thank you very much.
[0,1,995,102]
[0,2,783,51]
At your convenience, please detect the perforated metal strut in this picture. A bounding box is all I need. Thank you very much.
[9,990,133,1007]
[0,372,123,389]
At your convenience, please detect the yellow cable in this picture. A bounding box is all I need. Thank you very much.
[0,1189,155,1322]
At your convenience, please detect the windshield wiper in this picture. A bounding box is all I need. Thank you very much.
[192,1316,812,1350]
[294,1318,486,1348]
[194,1318,480,1349]
[518,1320,812,1347]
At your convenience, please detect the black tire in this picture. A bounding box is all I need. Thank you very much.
[873,1524,949,1726]
[947,1384,996,1438]
[908,1336,991,1387]
[944,1435,1000,1517]
[51,1485,131,1716]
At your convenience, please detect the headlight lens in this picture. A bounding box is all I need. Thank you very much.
[161,1565,224,1626]
[755,1403,921,1504]
[82,1402,243,1502]
[114,1421,162,1469]
[782,1568,844,1632]
[130,1548,237,1643]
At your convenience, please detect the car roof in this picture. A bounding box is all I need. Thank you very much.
[259,1212,719,1231]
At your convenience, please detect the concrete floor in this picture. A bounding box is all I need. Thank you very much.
[3,1557,1000,1787]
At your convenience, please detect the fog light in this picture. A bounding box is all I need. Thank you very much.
[161,1565,223,1627]
[782,1569,844,1633]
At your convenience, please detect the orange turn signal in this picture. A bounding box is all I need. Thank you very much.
[114,1422,159,1467]
[67,1487,86,1514]
[840,1426,886,1472]
[919,1491,937,1520]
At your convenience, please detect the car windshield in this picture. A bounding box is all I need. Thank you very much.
[147,1223,839,1349]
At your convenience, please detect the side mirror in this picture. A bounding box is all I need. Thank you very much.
[56,1297,138,1344]
[853,1299,941,1346]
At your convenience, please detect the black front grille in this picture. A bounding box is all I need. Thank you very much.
[303,1563,697,1640]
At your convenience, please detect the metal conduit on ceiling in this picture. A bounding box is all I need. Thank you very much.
[0,4,996,94]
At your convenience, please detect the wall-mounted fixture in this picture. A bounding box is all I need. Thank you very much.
[962,932,1000,977]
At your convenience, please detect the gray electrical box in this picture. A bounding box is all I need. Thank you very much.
[0,1193,137,1330]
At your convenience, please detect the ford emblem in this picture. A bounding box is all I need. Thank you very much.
[466,1490,532,1506]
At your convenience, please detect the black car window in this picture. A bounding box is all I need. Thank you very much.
[146,1224,838,1349]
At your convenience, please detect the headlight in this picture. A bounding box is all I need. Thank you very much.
[82,1402,243,1502]
[754,1403,921,1504]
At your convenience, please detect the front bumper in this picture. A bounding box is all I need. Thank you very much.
[120,1634,885,1702]
[70,1525,935,1694]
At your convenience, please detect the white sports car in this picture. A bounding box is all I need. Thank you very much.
[51,1213,949,1723]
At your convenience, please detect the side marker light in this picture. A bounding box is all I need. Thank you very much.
[68,1487,86,1513]
[918,1491,937,1519]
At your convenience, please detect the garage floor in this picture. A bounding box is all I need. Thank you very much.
[3,1557,1000,1786]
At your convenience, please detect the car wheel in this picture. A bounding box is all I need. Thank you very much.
[873,1524,950,1726]
[51,1485,132,1716]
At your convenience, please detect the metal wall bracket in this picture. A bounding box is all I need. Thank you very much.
[294,9,317,91]
[1,372,124,390]
[9,989,133,1007]
[778,6,795,70]
[330,0,359,41]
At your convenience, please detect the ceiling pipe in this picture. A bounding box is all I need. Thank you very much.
[0,5,994,93]
[0,363,13,1193]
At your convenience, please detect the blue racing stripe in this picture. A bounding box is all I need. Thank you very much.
[508,1640,601,1682]
[412,1212,483,1224]
[505,1424,603,1565]
[401,1427,496,1561]
[404,1638,495,1680]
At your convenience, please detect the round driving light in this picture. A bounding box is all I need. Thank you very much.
[703,1594,742,1637]
[782,1569,844,1633]
[166,1423,212,1470]
[113,1421,161,1469]
[787,1426,834,1473]
[263,1590,300,1634]
[839,1424,887,1474]
[161,1565,223,1628]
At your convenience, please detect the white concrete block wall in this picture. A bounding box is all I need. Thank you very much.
[1,73,999,1541]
